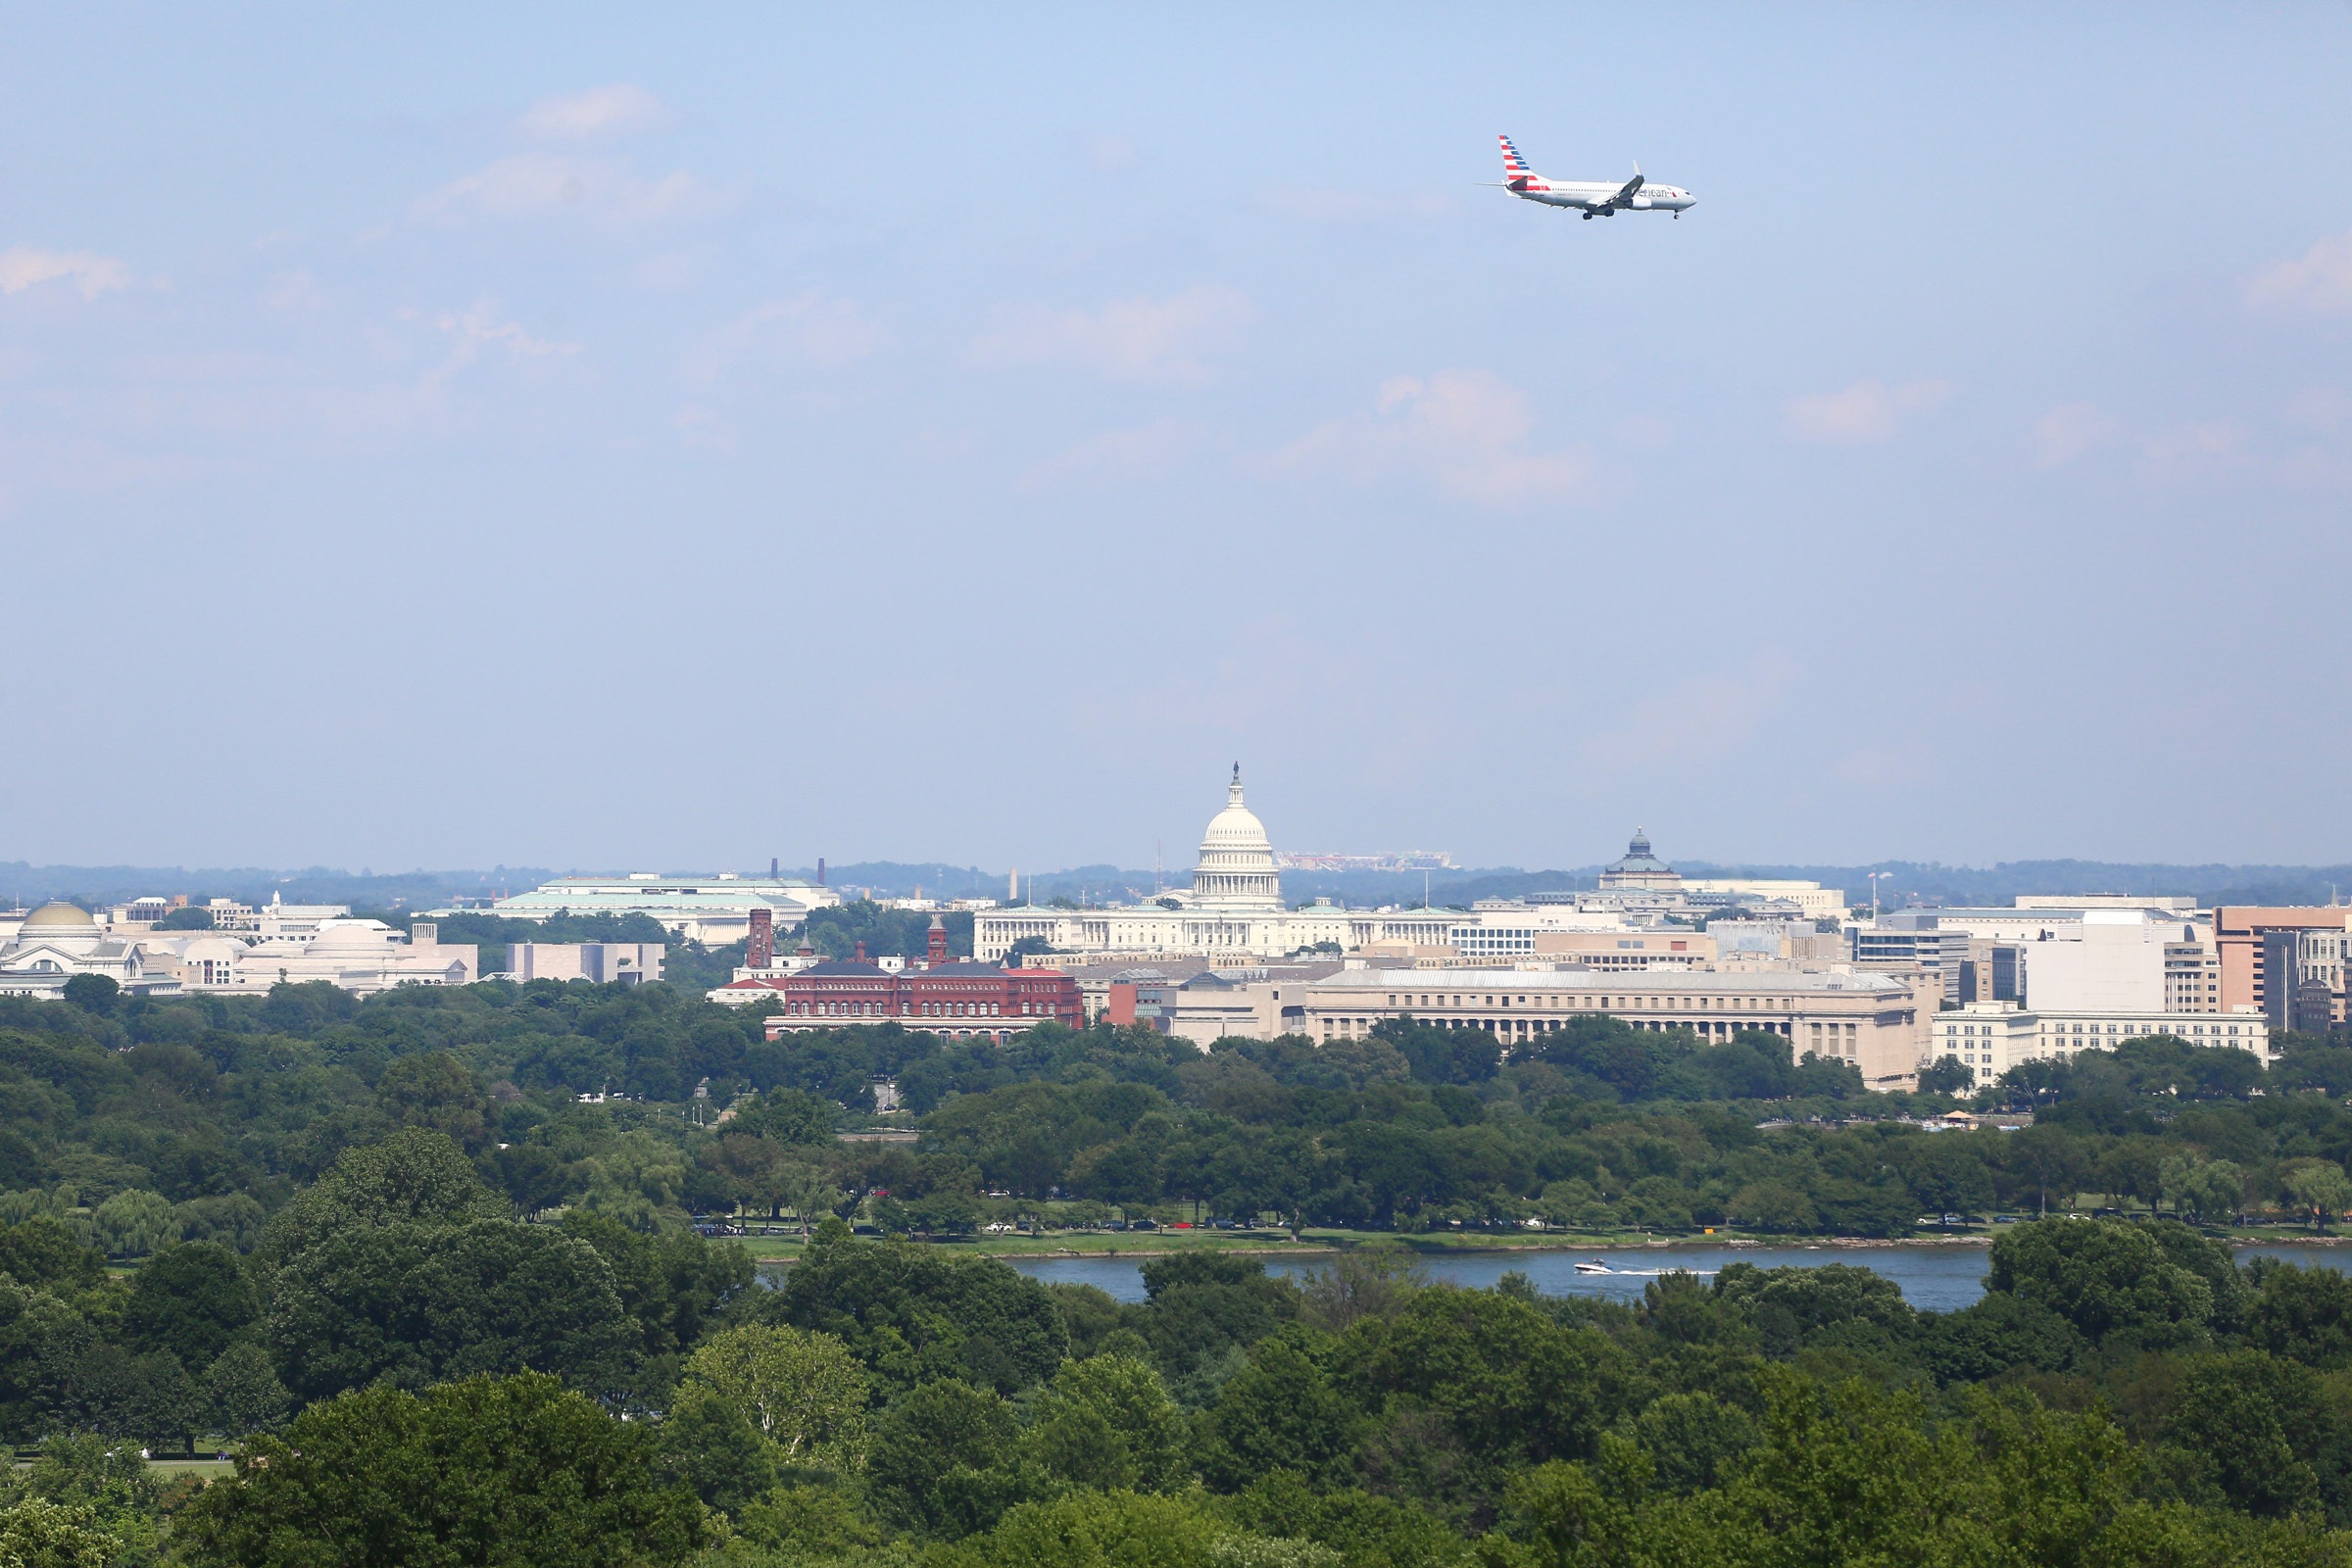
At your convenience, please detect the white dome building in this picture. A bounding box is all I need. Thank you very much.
[0,903,182,1000]
[1189,765,1284,910]
[971,767,1458,965]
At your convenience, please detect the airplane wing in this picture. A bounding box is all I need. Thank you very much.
[1612,172,1644,204]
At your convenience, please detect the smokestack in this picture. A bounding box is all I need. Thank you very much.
[854,941,866,963]
[770,857,778,878]
[748,907,774,969]
[818,858,826,886]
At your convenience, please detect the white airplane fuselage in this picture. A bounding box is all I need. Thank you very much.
[1512,178,1694,216]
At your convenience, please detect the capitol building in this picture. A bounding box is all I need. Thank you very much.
[972,768,1459,962]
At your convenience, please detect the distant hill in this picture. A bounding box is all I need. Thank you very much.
[0,862,554,910]
[7,856,2346,915]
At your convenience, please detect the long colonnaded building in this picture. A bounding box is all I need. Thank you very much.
[1300,966,1928,1093]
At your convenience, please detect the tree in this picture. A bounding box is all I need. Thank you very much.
[203,1344,291,1438]
[675,1324,867,1470]
[2283,1160,2352,1235]
[0,1497,122,1568]
[123,1241,258,1370]
[168,1373,708,1568]
[483,1143,580,1221]
[122,1350,205,1455]
[154,906,215,931]
[1026,1354,1189,1494]
[655,1388,775,1514]
[778,1160,843,1239]
[258,1129,507,1266]
[0,1219,108,1297]
[2157,1350,2328,1519]
[2160,1155,2246,1226]
[1198,1332,1363,1493]
[2003,1125,2084,1218]
[1916,1055,1973,1096]
[60,975,117,1015]
[864,1378,1023,1537]
[977,1490,1225,1568]
[1984,1217,2214,1347]
[733,1089,838,1146]
[373,1053,491,1152]
[268,1220,633,1401]
[556,1212,755,1361]
[89,1191,173,1259]
[1346,1287,1633,1512]
[701,1134,788,1218]
[765,1238,1066,1395]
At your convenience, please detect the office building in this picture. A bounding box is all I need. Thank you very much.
[1931,1001,2270,1088]
[1849,913,1971,1005]
[2216,907,2351,1031]
[2020,909,2170,1012]
[504,943,664,986]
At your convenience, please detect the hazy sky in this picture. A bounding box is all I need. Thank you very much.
[4,6,2350,875]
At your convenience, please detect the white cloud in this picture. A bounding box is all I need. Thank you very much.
[2034,401,2124,467]
[2248,230,2352,317]
[1582,657,1799,768]
[522,84,665,140]
[1026,418,1198,488]
[974,286,1251,383]
[413,152,718,224]
[415,303,581,389]
[685,295,884,380]
[0,247,132,300]
[1784,378,1953,444]
[1267,370,1592,506]
[1251,188,1454,223]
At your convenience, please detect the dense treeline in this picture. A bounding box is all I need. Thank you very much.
[12,978,2352,1560]
[17,981,2352,1258]
[746,1018,2352,1238]
[24,1191,2352,1564]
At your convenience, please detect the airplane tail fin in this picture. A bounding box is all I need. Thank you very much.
[1499,134,1535,187]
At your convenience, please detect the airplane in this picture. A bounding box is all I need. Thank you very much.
[1495,135,1694,220]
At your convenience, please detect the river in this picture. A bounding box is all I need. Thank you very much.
[1003,1242,2352,1312]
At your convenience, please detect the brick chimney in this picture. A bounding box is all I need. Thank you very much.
[928,914,949,968]
[854,941,866,962]
[748,907,774,968]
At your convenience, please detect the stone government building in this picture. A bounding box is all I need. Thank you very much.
[971,767,1460,962]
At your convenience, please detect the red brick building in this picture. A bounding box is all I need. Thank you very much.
[736,918,1083,1042]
